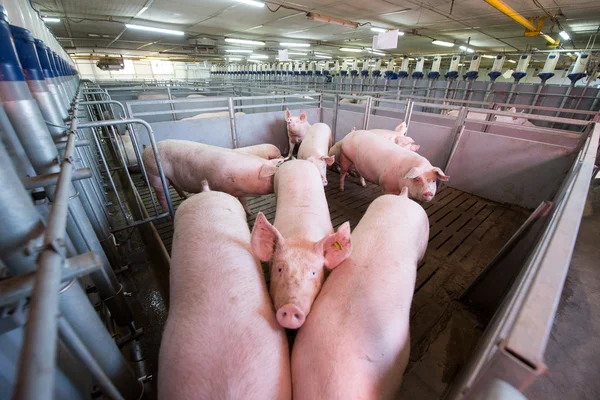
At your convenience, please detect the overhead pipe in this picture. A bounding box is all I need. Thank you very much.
[483,0,558,46]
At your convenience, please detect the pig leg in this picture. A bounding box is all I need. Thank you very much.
[338,151,355,192]
[147,173,169,211]
[359,176,367,188]
[172,182,187,200]
[286,137,295,160]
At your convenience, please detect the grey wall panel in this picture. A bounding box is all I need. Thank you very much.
[334,110,365,141]
[142,117,234,148]
[367,114,405,131]
[446,130,575,208]
[172,98,229,120]
[322,108,334,128]
[485,125,581,148]
[405,122,454,168]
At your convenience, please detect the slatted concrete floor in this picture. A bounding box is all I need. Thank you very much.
[134,170,529,398]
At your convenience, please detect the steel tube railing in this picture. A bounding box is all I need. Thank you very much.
[14,117,79,399]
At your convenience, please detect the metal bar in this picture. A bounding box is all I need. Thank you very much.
[22,168,92,190]
[332,94,339,143]
[57,318,126,400]
[78,118,175,217]
[228,97,239,149]
[14,117,79,400]
[362,97,372,130]
[111,212,171,233]
[0,252,101,308]
[55,139,90,149]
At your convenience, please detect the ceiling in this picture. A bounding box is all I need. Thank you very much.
[34,0,600,66]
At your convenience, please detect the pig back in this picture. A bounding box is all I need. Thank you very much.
[292,194,429,400]
[273,160,332,239]
[349,131,428,184]
[160,191,291,400]
[297,123,332,159]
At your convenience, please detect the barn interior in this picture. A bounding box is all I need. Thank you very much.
[0,1,599,399]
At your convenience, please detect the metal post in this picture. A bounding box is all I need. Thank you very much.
[167,86,176,121]
[362,96,373,130]
[404,98,414,126]
[228,96,239,149]
[332,94,340,143]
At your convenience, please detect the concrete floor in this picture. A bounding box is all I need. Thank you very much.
[525,178,600,400]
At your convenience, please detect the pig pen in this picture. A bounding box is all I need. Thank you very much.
[103,92,598,399]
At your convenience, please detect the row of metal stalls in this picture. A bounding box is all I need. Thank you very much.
[0,20,599,396]
[0,5,154,399]
[76,78,600,399]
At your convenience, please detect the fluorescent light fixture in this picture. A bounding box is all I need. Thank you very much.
[234,0,265,7]
[507,59,516,64]
[340,48,362,52]
[381,9,411,16]
[398,31,405,36]
[368,50,386,56]
[459,46,474,53]
[288,52,307,55]
[481,55,495,59]
[245,25,264,31]
[315,55,332,59]
[371,27,386,33]
[125,24,185,36]
[280,42,311,47]
[42,17,61,23]
[306,12,359,28]
[250,54,269,59]
[559,30,570,40]
[225,49,253,53]
[227,57,243,61]
[247,59,261,63]
[88,33,100,37]
[432,40,454,47]
[225,38,265,45]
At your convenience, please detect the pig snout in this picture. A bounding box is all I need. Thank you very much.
[422,191,434,202]
[276,303,306,329]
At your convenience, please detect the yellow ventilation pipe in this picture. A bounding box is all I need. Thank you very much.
[484,0,558,46]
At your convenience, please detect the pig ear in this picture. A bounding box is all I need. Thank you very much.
[299,112,307,122]
[259,164,277,178]
[316,222,352,269]
[509,107,517,113]
[394,122,407,133]
[321,155,335,166]
[411,144,420,151]
[251,213,284,262]
[285,108,291,119]
[433,167,449,181]
[404,167,423,179]
[399,186,409,197]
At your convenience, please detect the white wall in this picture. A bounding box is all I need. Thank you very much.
[75,59,211,81]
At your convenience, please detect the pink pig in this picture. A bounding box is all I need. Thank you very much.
[235,144,283,160]
[159,188,291,399]
[297,123,335,185]
[142,140,280,213]
[285,109,311,159]
[292,188,429,400]
[251,160,352,329]
[337,130,449,201]
[367,122,420,152]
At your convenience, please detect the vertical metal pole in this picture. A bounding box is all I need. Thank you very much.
[362,96,372,130]
[318,92,323,123]
[404,98,414,126]
[167,86,176,121]
[332,94,339,143]
[228,96,239,149]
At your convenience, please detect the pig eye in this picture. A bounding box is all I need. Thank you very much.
[278,268,282,273]
[312,271,316,276]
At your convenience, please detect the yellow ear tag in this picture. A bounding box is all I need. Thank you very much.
[333,241,343,250]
